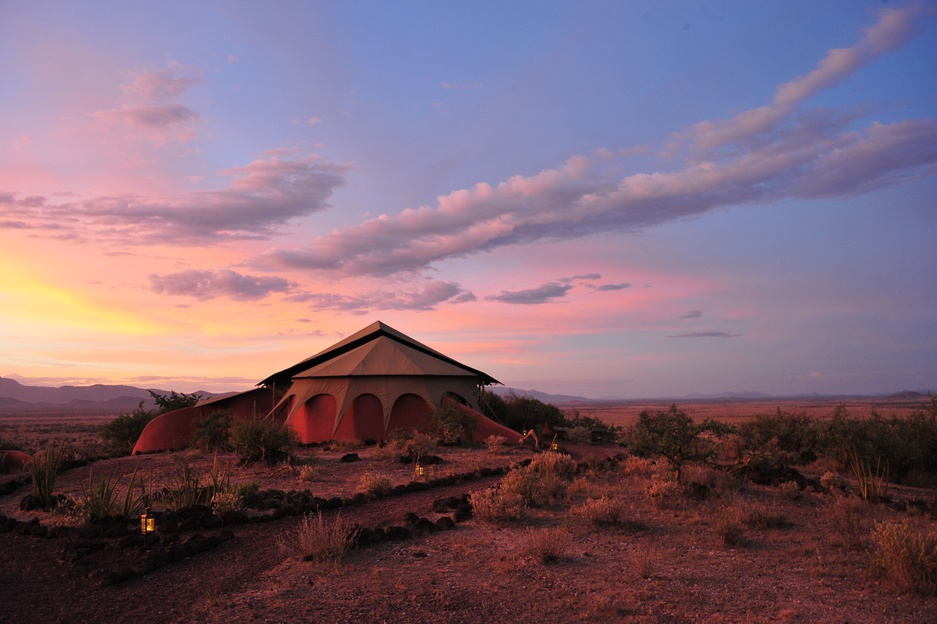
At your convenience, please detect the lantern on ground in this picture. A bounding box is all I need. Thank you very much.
[415,463,425,479]
[551,442,559,451]
[140,507,156,548]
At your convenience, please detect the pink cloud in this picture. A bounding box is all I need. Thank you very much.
[688,3,932,151]
[0,151,349,242]
[149,269,295,301]
[260,117,937,276]
[93,62,202,145]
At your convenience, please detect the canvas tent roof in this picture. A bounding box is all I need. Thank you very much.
[260,320,500,387]
[293,337,480,379]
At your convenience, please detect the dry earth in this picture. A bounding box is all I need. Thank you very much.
[1,399,936,623]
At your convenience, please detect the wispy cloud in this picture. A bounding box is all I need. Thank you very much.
[594,282,631,292]
[680,310,703,319]
[685,3,930,152]
[93,62,202,144]
[258,6,937,278]
[441,80,481,90]
[149,269,295,301]
[0,151,348,242]
[286,280,475,313]
[668,331,742,338]
[487,282,574,305]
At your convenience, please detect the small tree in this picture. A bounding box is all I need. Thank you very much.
[421,400,476,445]
[148,389,202,413]
[230,417,297,465]
[627,405,729,481]
[193,411,232,451]
[100,402,158,451]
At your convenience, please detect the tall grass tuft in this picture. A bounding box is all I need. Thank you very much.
[285,511,358,564]
[167,454,202,511]
[869,520,937,596]
[84,467,120,520]
[521,527,572,564]
[849,446,889,501]
[26,442,69,508]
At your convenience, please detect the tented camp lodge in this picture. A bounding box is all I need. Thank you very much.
[132,321,517,453]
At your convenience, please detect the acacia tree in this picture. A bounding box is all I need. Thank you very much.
[628,405,731,481]
[148,389,201,413]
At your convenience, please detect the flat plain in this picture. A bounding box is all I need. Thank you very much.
[1,395,935,623]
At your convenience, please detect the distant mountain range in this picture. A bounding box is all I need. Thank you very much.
[0,377,224,413]
[490,386,932,404]
[0,377,929,413]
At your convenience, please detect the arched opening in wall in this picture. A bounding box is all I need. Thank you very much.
[388,393,433,434]
[334,393,384,441]
[291,394,336,444]
[444,391,469,406]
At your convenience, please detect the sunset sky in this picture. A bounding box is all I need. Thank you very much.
[1,1,935,399]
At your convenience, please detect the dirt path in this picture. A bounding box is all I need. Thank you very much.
[0,475,502,624]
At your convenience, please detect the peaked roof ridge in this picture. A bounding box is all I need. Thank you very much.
[259,320,499,387]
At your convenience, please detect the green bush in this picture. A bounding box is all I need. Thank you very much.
[421,400,476,445]
[193,411,232,451]
[738,408,818,465]
[100,402,158,451]
[626,405,731,481]
[230,417,297,465]
[481,391,567,434]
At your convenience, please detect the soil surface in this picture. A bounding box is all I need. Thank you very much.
[2,414,937,623]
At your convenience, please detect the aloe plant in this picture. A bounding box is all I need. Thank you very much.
[26,442,69,508]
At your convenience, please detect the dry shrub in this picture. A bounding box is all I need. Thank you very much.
[404,432,437,458]
[285,511,358,564]
[211,491,242,515]
[621,455,654,476]
[530,451,578,477]
[713,432,744,462]
[485,435,507,454]
[358,472,393,497]
[330,438,364,452]
[645,470,681,507]
[778,480,803,501]
[567,426,593,445]
[298,463,319,483]
[630,546,655,579]
[521,527,572,564]
[681,462,717,487]
[826,496,866,551]
[501,465,565,507]
[576,496,628,528]
[371,444,398,461]
[820,470,845,492]
[471,486,525,524]
[710,502,745,547]
[566,476,597,502]
[869,519,937,596]
[743,501,790,530]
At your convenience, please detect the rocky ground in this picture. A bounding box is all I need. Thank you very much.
[1,433,936,623]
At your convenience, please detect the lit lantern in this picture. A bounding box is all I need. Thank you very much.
[140,507,156,547]
[551,442,559,451]
[416,464,425,478]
